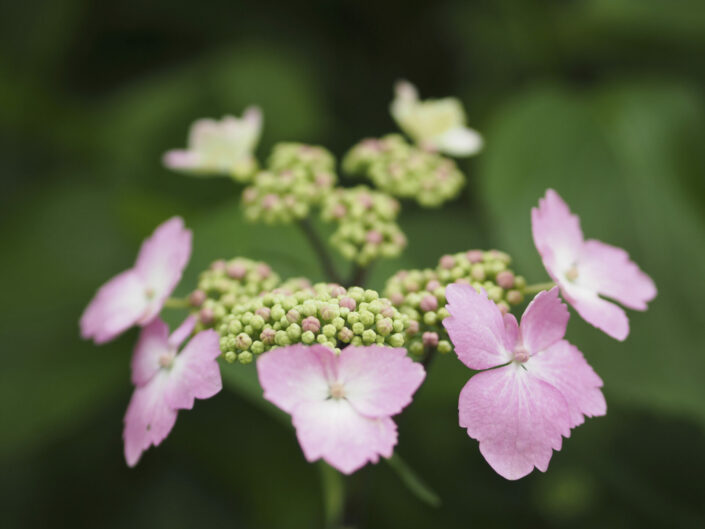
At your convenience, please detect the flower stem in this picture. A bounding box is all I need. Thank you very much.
[385,453,441,507]
[347,261,374,288]
[523,281,556,295]
[164,297,191,309]
[319,462,345,529]
[298,219,344,285]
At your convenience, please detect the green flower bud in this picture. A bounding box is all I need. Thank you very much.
[302,330,315,344]
[238,351,253,364]
[438,340,452,354]
[225,351,237,363]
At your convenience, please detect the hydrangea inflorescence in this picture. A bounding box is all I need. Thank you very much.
[384,249,527,357]
[80,82,656,488]
[242,142,337,224]
[321,185,406,265]
[199,279,414,365]
[343,134,465,207]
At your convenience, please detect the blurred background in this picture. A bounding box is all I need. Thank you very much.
[2,0,705,527]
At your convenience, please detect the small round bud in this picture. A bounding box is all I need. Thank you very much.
[226,262,247,279]
[507,290,524,305]
[271,306,285,321]
[338,327,354,342]
[251,341,265,355]
[376,318,393,336]
[286,309,301,323]
[224,351,237,363]
[287,323,302,340]
[471,264,486,281]
[211,259,227,272]
[497,301,510,314]
[466,250,484,263]
[302,316,321,333]
[275,330,291,346]
[406,320,419,335]
[423,311,437,325]
[389,333,405,347]
[250,315,265,330]
[362,329,376,344]
[235,333,252,350]
[352,322,365,335]
[238,351,253,364]
[437,340,452,354]
[366,230,383,245]
[425,280,441,292]
[359,311,375,326]
[419,295,438,312]
[322,324,337,338]
[302,330,315,344]
[189,289,207,307]
[496,270,515,289]
[339,296,356,310]
[200,307,215,325]
[440,255,455,269]
[390,292,405,305]
[255,307,271,320]
[422,331,439,347]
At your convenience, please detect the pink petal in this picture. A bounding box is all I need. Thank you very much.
[532,189,584,277]
[123,372,178,467]
[134,217,192,320]
[162,149,200,170]
[520,287,569,355]
[459,364,571,480]
[578,239,656,311]
[131,318,171,386]
[562,283,630,341]
[443,283,514,370]
[337,346,425,418]
[257,344,336,413]
[292,398,397,474]
[80,269,149,344]
[165,329,223,410]
[168,315,197,349]
[528,340,606,429]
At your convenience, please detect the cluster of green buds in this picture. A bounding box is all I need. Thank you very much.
[383,249,527,357]
[189,258,281,332]
[320,185,407,265]
[213,283,418,365]
[342,134,465,207]
[242,143,337,223]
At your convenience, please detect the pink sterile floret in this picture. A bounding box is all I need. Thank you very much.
[123,316,222,467]
[443,284,606,480]
[532,189,656,341]
[257,344,426,474]
[80,217,192,344]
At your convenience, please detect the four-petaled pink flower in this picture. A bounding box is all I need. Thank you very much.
[124,315,222,467]
[257,344,426,474]
[532,189,656,341]
[80,217,192,344]
[443,284,606,480]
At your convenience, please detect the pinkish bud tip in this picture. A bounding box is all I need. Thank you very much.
[200,307,215,325]
[466,250,484,263]
[302,316,321,333]
[422,332,439,347]
[255,307,271,319]
[366,230,383,245]
[189,289,207,307]
[420,295,438,312]
[227,263,247,279]
[496,270,515,289]
[426,280,441,292]
[440,255,455,270]
[340,296,357,310]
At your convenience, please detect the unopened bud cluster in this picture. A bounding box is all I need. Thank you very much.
[321,185,407,265]
[242,143,337,223]
[384,250,526,357]
[190,258,281,332]
[342,134,465,207]
[214,283,417,365]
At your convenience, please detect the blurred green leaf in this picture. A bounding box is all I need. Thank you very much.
[479,80,705,426]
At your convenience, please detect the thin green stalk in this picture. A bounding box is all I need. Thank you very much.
[319,462,346,529]
[523,281,556,295]
[164,297,191,309]
[298,219,344,285]
[385,453,441,508]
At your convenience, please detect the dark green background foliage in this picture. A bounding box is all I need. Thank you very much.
[2,1,705,527]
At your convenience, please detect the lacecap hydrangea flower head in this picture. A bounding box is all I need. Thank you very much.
[532,189,656,340]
